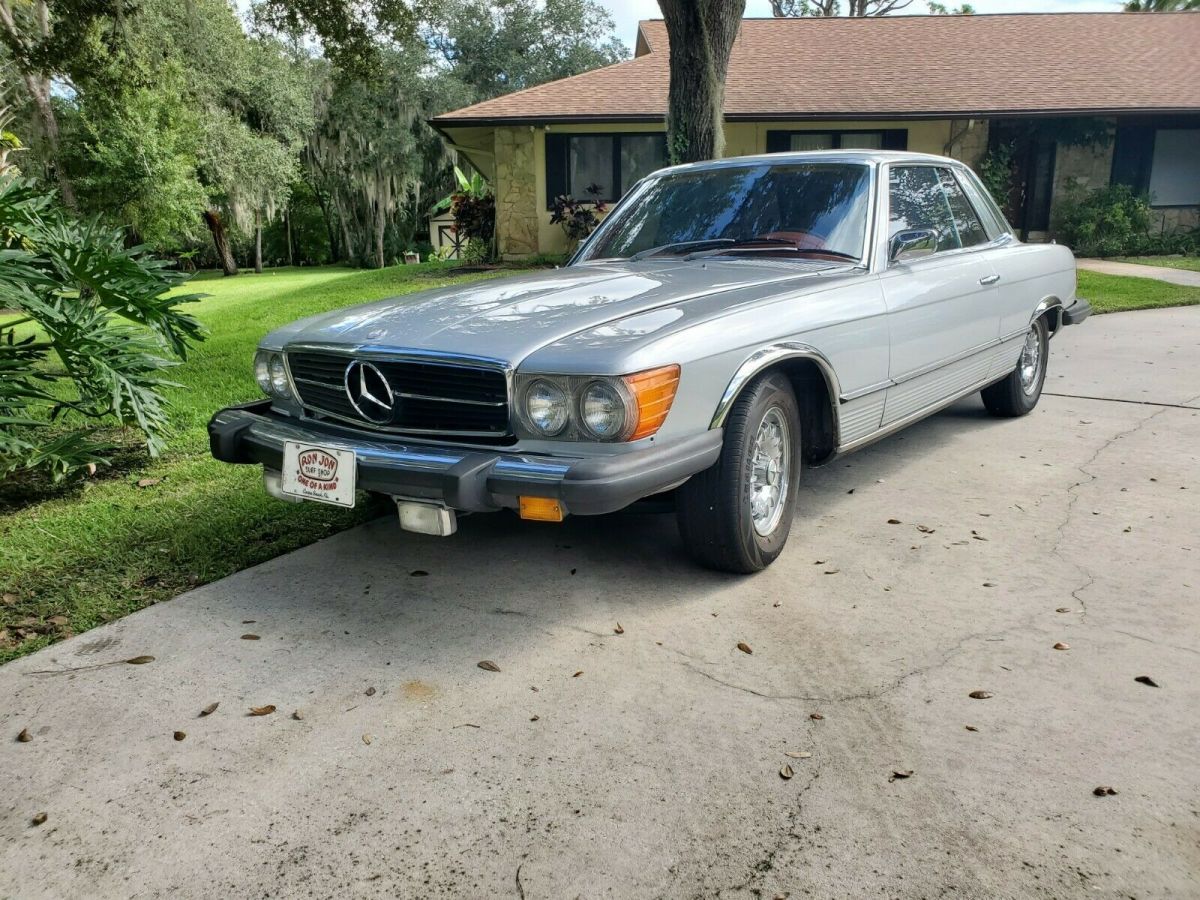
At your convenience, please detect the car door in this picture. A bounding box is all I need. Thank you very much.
[878,164,1001,426]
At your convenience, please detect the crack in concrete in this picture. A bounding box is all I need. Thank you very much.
[1043,392,1200,411]
[1110,629,1200,658]
[1048,402,1176,624]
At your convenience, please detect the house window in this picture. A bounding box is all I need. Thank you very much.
[1112,122,1200,208]
[1148,130,1200,207]
[545,133,668,207]
[766,129,907,153]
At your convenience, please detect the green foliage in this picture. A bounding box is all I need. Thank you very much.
[0,175,205,480]
[1052,181,1153,257]
[425,0,627,101]
[977,141,1016,219]
[1123,0,1199,10]
[451,188,496,261]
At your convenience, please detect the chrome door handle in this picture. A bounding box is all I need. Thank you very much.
[979,274,1001,285]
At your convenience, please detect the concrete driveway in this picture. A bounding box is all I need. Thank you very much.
[2,309,1198,900]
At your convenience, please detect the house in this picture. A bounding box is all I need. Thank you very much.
[429,12,1200,259]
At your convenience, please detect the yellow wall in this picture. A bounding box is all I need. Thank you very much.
[444,119,983,256]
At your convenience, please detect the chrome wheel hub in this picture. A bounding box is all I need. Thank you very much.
[1018,327,1042,395]
[749,407,791,537]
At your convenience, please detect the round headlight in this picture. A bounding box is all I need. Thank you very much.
[525,379,569,436]
[580,381,627,440]
[254,351,272,395]
[268,354,290,397]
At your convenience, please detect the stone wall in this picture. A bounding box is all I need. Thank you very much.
[946,119,989,170]
[494,127,538,259]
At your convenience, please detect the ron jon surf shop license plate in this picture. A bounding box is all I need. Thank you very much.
[281,442,357,507]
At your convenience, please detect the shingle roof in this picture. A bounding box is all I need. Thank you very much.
[431,13,1200,125]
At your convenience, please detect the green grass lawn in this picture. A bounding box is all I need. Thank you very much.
[1111,256,1200,273]
[0,263,515,663]
[1078,270,1200,314]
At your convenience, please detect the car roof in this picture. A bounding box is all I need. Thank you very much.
[656,149,964,175]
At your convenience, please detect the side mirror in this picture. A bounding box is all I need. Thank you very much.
[889,228,939,263]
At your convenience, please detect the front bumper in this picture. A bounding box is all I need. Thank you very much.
[208,401,723,516]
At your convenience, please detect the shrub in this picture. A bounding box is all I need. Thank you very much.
[1052,181,1153,257]
[449,166,495,261]
[0,176,205,481]
[549,183,607,246]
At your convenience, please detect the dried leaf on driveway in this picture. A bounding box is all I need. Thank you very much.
[17,728,32,743]
[784,751,812,759]
[1056,607,1072,614]
[887,519,901,525]
[1053,642,1070,650]
[173,731,186,741]
[477,660,500,672]
[241,634,260,641]
[248,705,276,717]
[965,725,979,732]
[968,690,993,700]
[810,712,824,721]
[916,525,935,534]
[364,687,376,697]
[1092,786,1118,797]
[31,812,47,826]
[199,703,219,717]
[291,710,304,721]
[1134,675,1159,687]
[125,656,155,665]
[889,769,914,782]
[779,764,794,780]
[572,671,584,678]
[362,734,372,745]
[614,623,624,635]
[409,570,429,577]
[737,642,753,655]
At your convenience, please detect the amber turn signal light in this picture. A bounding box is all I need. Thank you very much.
[623,364,681,441]
[519,496,565,522]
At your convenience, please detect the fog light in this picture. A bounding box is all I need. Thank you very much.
[396,500,457,536]
[519,496,564,522]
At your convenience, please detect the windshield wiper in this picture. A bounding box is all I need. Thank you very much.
[686,244,861,262]
[630,239,735,261]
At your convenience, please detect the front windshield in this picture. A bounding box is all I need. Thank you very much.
[580,162,872,263]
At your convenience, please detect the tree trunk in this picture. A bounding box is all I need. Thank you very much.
[285,210,294,266]
[254,210,263,274]
[657,0,745,164]
[22,72,78,213]
[374,201,386,269]
[202,209,239,277]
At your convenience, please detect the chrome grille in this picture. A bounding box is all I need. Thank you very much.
[286,350,511,439]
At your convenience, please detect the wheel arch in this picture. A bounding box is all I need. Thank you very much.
[1032,296,1065,336]
[710,343,840,464]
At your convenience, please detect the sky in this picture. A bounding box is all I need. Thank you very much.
[601,0,1125,45]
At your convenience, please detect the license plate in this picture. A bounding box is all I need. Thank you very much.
[280,441,357,507]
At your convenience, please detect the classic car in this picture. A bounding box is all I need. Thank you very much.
[209,150,1090,573]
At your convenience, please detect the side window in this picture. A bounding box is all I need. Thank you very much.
[958,168,1013,240]
[937,168,989,248]
[888,166,959,254]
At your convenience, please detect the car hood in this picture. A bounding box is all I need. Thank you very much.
[265,258,856,366]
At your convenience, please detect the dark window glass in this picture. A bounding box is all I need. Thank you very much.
[582,163,872,262]
[888,166,959,253]
[938,168,989,248]
[546,133,668,205]
[567,135,613,199]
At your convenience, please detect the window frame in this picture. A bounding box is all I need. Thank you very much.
[765,129,908,154]
[544,132,669,209]
[1112,118,1200,210]
[883,162,1010,268]
[1146,128,1200,209]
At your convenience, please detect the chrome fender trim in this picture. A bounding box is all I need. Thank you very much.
[710,343,843,440]
[1031,296,1065,335]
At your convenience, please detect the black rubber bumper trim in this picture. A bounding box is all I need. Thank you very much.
[1063,298,1092,326]
[207,403,723,517]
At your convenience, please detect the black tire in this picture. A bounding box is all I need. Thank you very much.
[981,316,1049,418]
[676,372,800,573]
